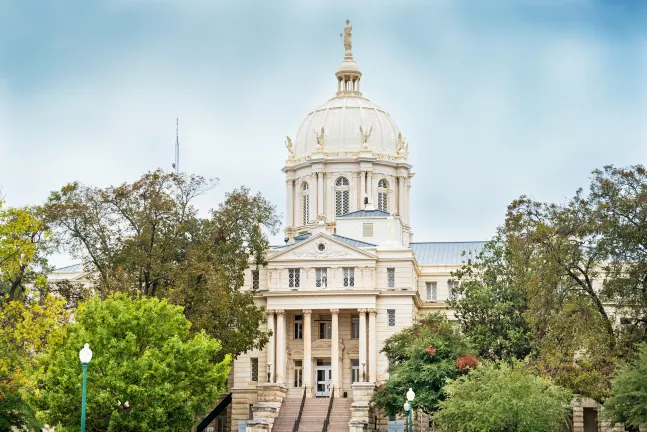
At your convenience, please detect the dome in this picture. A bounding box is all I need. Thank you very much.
[293,95,402,157]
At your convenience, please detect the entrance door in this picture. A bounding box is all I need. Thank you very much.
[315,361,332,397]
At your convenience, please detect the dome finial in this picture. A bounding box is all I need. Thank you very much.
[340,19,353,58]
[336,19,362,96]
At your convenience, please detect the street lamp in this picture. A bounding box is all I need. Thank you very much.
[361,362,366,382]
[267,362,272,383]
[79,343,92,432]
[405,388,415,432]
[403,401,410,432]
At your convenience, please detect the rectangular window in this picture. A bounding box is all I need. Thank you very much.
[294,360,303,388]
[363,223,374,237]
[387,309,395,326]
[315,268,328,288]
[351,359,360,383]
[251,358,259,381]
[448,279,458,299]
[251,269,259,290]
[217,417,224,432]
[387,268,395,288]
[288,269,300,288]
[351,316,360,339]
[343,267,355,287]
[294,315,303,340]
[319,321,332,339]
[426,282,437,302]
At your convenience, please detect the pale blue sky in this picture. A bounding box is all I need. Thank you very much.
[1,1,646,265]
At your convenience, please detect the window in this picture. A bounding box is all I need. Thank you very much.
[387,268,395,288]
[217,417,224,432]
[251,358,259,381]
[294,360,303,388]
[448,279,459,299]
[315,268,328,288]
[377,178,389,212]
[387,309,395,326]
[251,269,259,290]
[319,320,332,339]
[302,182,310,225]
[289,269,300,288]
[351,316,360,339]
[426,282,437,302]
[363,223,374,237]
[294,314,303,339]
[343,267,355,287]
[351,359,360,383]
[335,176,350,216]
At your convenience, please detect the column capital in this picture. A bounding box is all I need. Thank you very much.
[302,309,312,315]
[358,308,368,313]
[367,308,377,315]
[275,309,285,315]
[266,309,275,315]
[330,308,340,315]
[285,178,295,184]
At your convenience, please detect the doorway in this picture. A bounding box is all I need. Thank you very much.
[583,408,597,432]
[315,359,332,397]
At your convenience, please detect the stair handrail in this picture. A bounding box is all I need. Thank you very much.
[196,392,232,432]
[292,386,307,432]
[321,385,334,432]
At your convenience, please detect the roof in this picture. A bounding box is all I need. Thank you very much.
[410,241,487,266]
[52,263,84,273]
[337,210,390,218]
[332,234,376,248]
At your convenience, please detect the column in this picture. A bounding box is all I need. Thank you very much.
[285,180,294,227]
[360,171,366,207]
[267,310,275,383]
[331,309,340,394]
[276,310,286,384]
[367,172,373,204]
[368,309,377,383]
[358,309,367,382]
[303,310,312,395]
[398,176,405,216]
[317,172,324,218]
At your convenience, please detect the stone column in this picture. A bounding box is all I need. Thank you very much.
[367,172,374,204]
[266,310,275,383]
[276,310,286,384]
[285,180,294,227]
[405,178,411,224]
[303,309,312,396]
[331,309,340,394]
[317,172,324,218]
[398,176,405,216]
[360,171,366,208]
[358,309,367,382]
[368,309,377,383]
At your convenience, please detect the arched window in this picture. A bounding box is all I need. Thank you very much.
[335,176,350,216]
[302,182,310,225]
[377,178,389,212]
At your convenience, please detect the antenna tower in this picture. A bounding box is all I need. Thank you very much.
[172,118,180,174]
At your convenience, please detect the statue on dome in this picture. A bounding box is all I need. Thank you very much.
[340,19,352,53]
[360,125,373,148]
[314,127,325,150]
[285,135,294,157]
[396,132,409,155]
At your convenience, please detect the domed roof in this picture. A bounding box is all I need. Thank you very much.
[293,95,401,157]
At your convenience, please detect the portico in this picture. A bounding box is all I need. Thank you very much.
[265,307,378,397]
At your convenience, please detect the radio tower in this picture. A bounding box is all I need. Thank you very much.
[172,118,180,174]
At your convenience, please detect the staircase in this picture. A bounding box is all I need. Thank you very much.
[272,397,353,432]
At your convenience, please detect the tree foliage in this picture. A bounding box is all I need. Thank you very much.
[603,342,647,428]
[36,294,231,432]
[436,361,572,432]
[371,313,473,415]
[45,170,281,357]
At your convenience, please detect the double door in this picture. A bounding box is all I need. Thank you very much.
[315,364,332,397]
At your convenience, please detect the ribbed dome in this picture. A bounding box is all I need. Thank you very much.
[293,95,402,157]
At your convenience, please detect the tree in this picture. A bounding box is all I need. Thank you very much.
[603,342,647,428]
[450,237,533,361]
[45,170,281,357]
[36,294,231,432]
[0,296,69,431]
[371,313,474,415]
[436,361,572,432]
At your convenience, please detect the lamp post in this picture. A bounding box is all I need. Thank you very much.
[267,362,272,383]
[403,401,410,431]
[405,387,415,432]
[79,343,93,432]
[361,362,366,382]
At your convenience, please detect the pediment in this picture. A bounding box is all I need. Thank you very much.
[269,233,376,262]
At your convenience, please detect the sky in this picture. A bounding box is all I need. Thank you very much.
[1,0,646,267]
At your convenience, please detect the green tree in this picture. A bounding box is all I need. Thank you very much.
[0,296,69,431]
[36,294,231,432]
[603,342,647,428]
[45,170,281,357]
[436,361,572,432]
[371,313,474,415]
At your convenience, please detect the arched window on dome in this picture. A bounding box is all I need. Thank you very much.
[335,176,350,217]
[378,179,389,213]
[302,182,310,225]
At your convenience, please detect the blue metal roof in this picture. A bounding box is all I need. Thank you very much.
[53,263,84,273]
[337,210,390,218]
[332,234,376,248]
[410,241,487,265]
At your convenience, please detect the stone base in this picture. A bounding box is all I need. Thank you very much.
[245,419,271,432]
